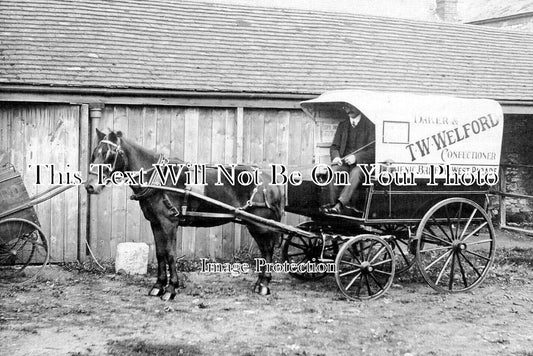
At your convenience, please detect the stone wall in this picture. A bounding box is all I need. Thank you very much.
[500,114,533,224]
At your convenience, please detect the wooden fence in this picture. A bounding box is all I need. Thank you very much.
[0,103,80,262]
[1,102,317,262]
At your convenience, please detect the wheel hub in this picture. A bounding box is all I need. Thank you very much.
[361,261,373,273]
[452,240,467,252]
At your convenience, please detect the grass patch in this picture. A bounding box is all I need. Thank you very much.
[60,260,114,274]
[494,247,533,267]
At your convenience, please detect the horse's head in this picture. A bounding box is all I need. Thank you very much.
[85,129,128,194]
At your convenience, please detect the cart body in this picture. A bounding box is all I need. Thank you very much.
[0,164,49,284]
[287,90,504,223]
[0,164,39,224]
[281,90,501,300]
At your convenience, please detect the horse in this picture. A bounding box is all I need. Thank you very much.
[85,129,284,301]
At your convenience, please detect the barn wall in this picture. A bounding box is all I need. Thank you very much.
[89,105,315,262]
[0,103,80,262]
[2,100,532,262]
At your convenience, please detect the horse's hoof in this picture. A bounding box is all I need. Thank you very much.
[253,283,270,296]
[148,287,163,296]
[259,285,270,296]
[252,283,261,294]
[160,291,175,301]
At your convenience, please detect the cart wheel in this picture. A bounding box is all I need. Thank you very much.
[415,198,495,293]
[377,224,416,275]
[335,234,395,300]
[281,222,338,281]
[0,218,49,285]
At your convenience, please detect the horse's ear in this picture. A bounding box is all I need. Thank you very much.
[107,131,118,143]
[96,128,105,141]
[116,131,123,138]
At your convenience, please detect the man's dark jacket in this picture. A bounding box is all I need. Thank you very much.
[330,116,375,164]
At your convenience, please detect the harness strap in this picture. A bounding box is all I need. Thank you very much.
[161,188,236,220]
[185,211,236,219]
[130,154,166,200]
[89,137,124,177]
[241,185,271,210]
[162,193,181,218]
[131,162,275,219]
[100,139,119,148]
[180,186,192,217]
[263,188,272,210]
[242,187,258,208]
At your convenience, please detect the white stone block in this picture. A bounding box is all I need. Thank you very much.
[115,242,149,275]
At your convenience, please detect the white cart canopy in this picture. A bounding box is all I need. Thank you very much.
[301,90,504,176]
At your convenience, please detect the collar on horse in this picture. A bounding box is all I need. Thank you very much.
[129,154,168,201]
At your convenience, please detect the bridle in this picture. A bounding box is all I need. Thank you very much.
[88,135,167,190]
[89,136,127,178]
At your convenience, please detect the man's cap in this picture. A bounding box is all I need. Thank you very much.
[344,106,359,115]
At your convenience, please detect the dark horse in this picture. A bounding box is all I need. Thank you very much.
[85,129,284,301]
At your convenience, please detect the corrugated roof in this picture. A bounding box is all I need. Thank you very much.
[1,0,533,101]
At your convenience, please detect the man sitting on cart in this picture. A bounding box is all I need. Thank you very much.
[322,105,375,215]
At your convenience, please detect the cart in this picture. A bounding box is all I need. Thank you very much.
[124,90,502,301]
[281,90,503,300]
[4,90,502,300]
[0,164,74,285]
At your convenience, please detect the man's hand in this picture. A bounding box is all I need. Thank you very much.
[332,157,343,166]
[344,154,356,165]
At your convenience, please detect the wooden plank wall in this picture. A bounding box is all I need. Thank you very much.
[0,103,80,262]
[0,102,315,262]
[241,109,314,250]
[90,105,315,262]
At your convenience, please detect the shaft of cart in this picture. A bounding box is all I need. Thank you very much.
[0,185,78,221]
[141,185,318,239]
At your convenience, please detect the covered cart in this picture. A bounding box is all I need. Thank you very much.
[283,89,503,300]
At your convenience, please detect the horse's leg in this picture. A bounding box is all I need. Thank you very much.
[248,222,277,296]
[149,222,167,297]
[160,221,179,301]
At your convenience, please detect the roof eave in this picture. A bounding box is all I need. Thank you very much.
[1,84,532,114]
[466,11,533,25]
[0,83,318,100]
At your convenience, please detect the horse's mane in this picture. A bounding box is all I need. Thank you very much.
[119,133,184,164]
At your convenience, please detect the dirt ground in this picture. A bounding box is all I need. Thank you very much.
[1,229,532,356]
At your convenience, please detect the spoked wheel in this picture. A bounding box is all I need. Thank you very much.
[377,224,416,275]
[281,221,338,281]
[335,235,395,300]
[415,198,496,293]
[0,218,49,285]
